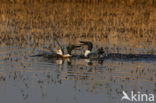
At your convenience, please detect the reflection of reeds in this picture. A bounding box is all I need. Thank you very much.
[0,0,155,47]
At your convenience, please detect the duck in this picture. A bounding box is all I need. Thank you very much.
[79,41,104,59]
[32,44,81,59]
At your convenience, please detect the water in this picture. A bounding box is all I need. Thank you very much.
[0,45,156,103]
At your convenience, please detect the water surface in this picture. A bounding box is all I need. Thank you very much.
[0,45,156,103]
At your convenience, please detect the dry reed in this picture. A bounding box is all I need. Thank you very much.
[0,0,155,48]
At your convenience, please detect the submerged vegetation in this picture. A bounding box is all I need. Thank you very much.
[0,0,155,49]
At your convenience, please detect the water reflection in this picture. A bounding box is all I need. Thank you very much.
[0,46,156,103]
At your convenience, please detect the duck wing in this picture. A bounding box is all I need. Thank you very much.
[54,38,65,54]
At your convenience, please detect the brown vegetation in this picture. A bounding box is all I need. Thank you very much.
[0,0,155,48]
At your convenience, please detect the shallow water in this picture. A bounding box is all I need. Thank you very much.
[0,45,156,103]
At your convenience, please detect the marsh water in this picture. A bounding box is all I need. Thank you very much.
[0,1,155,103]
[0,43,156,103]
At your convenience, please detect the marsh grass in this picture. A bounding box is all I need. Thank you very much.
[0,0,155,51]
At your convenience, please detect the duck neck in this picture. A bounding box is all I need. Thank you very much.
[84,50,91,57]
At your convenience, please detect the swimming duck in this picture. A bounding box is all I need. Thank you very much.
[79,41,104,59]
[32,44,81,59]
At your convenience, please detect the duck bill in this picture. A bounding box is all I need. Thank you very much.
[79,43,87,47]
[79,41,88,44]
[74,45,81,50]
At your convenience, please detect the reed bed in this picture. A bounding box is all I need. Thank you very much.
[0,0,155,48]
